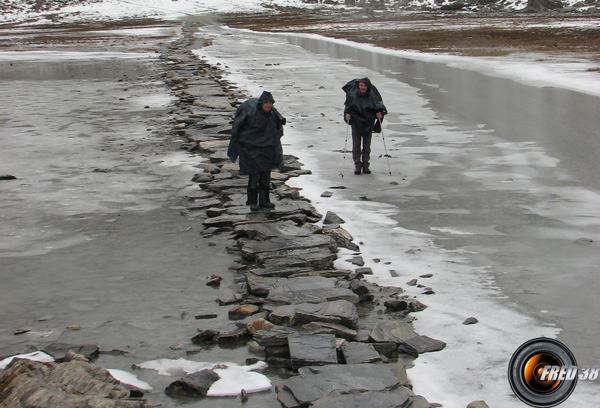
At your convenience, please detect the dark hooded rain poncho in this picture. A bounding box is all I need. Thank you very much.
[227,92,286,174]
[342,77,387,134]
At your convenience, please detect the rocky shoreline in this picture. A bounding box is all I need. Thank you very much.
[1,21,488,408]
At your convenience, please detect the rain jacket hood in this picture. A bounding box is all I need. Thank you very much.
[227,94,286,174]
[343,77,387,134]
[258,91,275,104]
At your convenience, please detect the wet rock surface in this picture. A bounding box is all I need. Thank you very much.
[0,20,460,408]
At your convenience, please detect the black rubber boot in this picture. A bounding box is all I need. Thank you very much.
[246,188,259,211]
[259,187,275,209]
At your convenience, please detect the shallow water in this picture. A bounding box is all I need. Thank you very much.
[197,24,600,407]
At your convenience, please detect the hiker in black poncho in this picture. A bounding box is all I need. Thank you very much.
[343,77,387,174]
[227,91,286,211]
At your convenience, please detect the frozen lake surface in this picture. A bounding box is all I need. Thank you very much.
[197,25,600,407]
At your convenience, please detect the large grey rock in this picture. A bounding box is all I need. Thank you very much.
[310,387,413,408]
[253,326,299,348]
[288,332,338,370]
[397,335,446,356]
[199,178,248,193]
[323,211,345,225]
[165,369,220,398]
[214,327,250,344]
[281,364,400,406]
[267,276,359,305]
[193,96,233,110]
[191,329,219,344]
[235,220,314,240]
[328,227,359,251]
[340,342,382,364]
[407,395,431,408]
[187,199,222,211]
[208,150,229,163]
[0,359,150,408]
[241,235,336,260]
[276,385,303,408]
[42,343,99,362]
[249,266,314,278]
[197,139,230,153]
[266,200,322,219]
[202,214,248,229]
[245,274,279,297]
[260,248,337,270]
[270,300,359,329]
[301,321,357,341]
[369,321,418,343]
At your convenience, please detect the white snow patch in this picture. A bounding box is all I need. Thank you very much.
[0,351,55,370]
[137,358,271,396]
[107,369,153,391]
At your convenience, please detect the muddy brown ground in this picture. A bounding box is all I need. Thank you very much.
[220,10,600,62]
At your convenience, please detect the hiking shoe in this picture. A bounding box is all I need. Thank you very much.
[259,202,275,209]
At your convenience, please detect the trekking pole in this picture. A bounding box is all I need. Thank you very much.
[341,122,349,178]
[379,119,392,176]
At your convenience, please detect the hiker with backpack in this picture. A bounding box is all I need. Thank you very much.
[227,91,286,211]
[343,77,387,175]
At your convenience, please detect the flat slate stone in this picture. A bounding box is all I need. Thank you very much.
[245,274,280,297]
[189,109,233,117]
[193,96,233,110]
[199,178,248,193]
[288,331,338,370]
[267,276,359,305]
[340,342,382,364]
[369,321,419,344]
[209,150,229,163]
[269,300,358,329]
[276,385,302,408]
[165,369,220,398]
[42,343,99,362]
[241,235,336,259]
[202,214,248,228]
[249,266,314,278]
[397,335,446,356]
[183,189,215,200]
[197,140,230,153]
[310,387,413,408]
[266,200,321,219]
[235,220,314,240]
[254,326,299,348]
[187,199,222,211]
[259,248,337,270]
[301,321,357,341]
[282,364,400,406]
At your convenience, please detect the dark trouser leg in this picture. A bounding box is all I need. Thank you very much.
[247,173,259,210]
[351,125,362,174]
[258,171,274,208]
[362,132,372,173]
